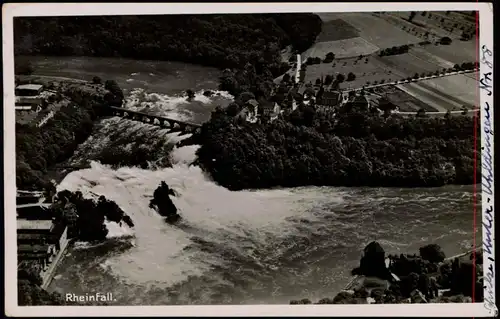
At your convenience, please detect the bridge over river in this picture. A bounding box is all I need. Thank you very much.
[106,106,202,134]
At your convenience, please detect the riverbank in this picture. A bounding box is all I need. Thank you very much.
[194,109,479,191]
[290,243,484,304]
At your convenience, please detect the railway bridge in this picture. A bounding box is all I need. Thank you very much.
[106,106,202,134]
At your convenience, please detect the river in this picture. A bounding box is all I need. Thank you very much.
[27,56,481,305]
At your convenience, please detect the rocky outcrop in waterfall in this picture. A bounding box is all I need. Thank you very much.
[149,181,181,223]
[52,190,134,242]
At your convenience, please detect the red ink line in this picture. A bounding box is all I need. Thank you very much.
[472,8,480,305]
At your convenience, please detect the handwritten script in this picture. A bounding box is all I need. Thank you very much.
[480,44,497,316]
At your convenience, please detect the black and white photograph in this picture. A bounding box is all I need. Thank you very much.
[3,2,496,317]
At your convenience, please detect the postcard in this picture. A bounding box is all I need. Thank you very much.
[3,2,496,317]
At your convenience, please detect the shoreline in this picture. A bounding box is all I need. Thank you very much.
[291,245,484,305]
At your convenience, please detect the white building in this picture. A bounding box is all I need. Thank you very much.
[15,84,45,112]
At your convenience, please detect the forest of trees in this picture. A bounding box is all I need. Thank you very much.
[14,14,321,75]
[15,83,119,190]
[194,106,479,191]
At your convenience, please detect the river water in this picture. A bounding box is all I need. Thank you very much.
[28,56,481,305]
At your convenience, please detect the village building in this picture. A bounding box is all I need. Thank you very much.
[17,203,53,220]
[17,219,55,235]
[15,84,44,96]
[316,90,342,107]
[15,84,45,112]
[259,100,281,122]
[349,95,371,111]
[16,191,45,205]
[18,244,57,270]
[17,205,69,272]
[235,99,260,123]
[245,99,259,123]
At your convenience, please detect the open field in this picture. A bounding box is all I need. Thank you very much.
[301,57,394,89]
[419,40,477,65]
[300,12,477,114]
[384,12,457,41]
[316,19,360,42]
[377,52,445,77]
[410,46,457,69]
[402,11,475,39]
[302,37,379,60]
[396,73,477,112]
[374,86,439,112]
[396,83,457,112]
[335,13,422,48]
[415,74,478,106]
[305,13,423,61]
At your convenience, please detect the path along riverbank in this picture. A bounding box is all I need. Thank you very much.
[41,237,72,289]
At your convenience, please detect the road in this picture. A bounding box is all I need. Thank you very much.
[344,69,477,93]
[396,109,478,116]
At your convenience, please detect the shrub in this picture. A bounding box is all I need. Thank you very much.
[440,36,452,45]
[92,76,102,84]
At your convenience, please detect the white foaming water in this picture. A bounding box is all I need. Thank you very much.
[123,88,233,122]
[170,145,199,165]
[57,158,331,288]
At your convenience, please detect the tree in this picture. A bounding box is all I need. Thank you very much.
[283,73,291,83]
[104,80,124,107]
[315,78,322,85]
[326,52,335,60]
[92,76,102,84]
[346,72,356,82]
[409,11,416,22]
[416,108,426,117]
[336,73,346,83]
[440,37,452,45]
[378,97,396,113]
[239,91,256,104]
[324,74,334,85]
